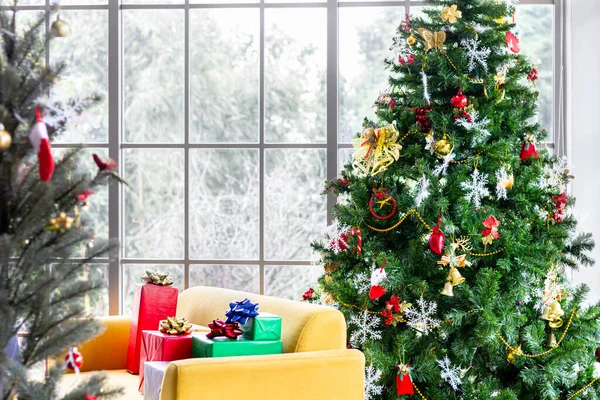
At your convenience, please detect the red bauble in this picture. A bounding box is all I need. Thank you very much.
[451,90,468,109]
[527,67,539,81]
[330,233,349,252]
[84,394,98,400]
[429,215,445,255]
[65,347,83,371]
[520,142,538,162]
[396,371,415,395]
[595,347,600,363]
[415,107,432,132]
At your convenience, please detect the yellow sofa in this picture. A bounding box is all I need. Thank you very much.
[62,286,365,400]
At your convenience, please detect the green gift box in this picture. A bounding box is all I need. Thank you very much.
[241,312,282,341]
[192,334,282,358]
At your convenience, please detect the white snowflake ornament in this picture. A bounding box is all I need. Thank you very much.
[353,272,371,295]
[537,156,569,192]
[455,110,491,146]
[461,168,490,208]
[324,219,350,254]
[349,309,382,347]
[461,38,491,73]
[413,176,431,207]
[434,150,456,177]
[495,166,513,200]
[364,365,384,400]
[438,356,462,391]
[404,298,440,335]
[425,133,436,155]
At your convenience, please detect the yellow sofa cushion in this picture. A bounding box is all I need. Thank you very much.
[60,369,140,399]
[74,316,131,372]
[176,286,347,353]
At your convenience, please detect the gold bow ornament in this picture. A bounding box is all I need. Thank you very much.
[352,123,403,177]
[438,241,472,297]
[142,269,174,286]
[418,28,446,52]
[159,316,193,335]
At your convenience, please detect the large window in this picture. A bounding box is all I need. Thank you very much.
[25,0,558,315]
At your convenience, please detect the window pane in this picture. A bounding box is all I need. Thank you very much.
[265,149,327,260]
[86,263,109,317]
[339,7,404,143]
[265,265,322,300]
[122,264,184,315]
[189,264,259,293]
[265,9,326,143]
[123,10,184,143]
[59,0,107,5]
[517,5,554,142]
[189,10,259,143]
[51,10,108,143]
[189,149,259,260]
[123,149,184,259]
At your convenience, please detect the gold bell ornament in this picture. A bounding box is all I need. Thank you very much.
[448,266,466,286]
[541,300,565,328]
[407,33,417,47]
[507,345,523,364]
[546,330,557,348]
[0,124,11,151]
[436,134,452,157]
[51,10,70,38]
[440,281,454,297]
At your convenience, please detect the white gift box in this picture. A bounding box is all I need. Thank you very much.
[143,361,170,400]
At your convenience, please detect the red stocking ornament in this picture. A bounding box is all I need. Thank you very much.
[396,363,415,395]
[29,107,54,182]
[429,215,445,255]
[369,259,387,300]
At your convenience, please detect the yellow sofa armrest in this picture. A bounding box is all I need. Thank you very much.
[160,349,365,400]
[77,316,131,372]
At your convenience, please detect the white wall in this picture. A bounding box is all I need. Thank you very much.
[569,0,600,304]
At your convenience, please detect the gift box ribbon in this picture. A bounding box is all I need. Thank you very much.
[206,319,243,339]
[225,298,259,325]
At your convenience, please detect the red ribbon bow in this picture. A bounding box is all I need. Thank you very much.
[206,319,243,339]
[373,188,390,200]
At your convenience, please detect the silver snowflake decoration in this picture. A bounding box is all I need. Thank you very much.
[438,356,462,391]
[353,272,371,295]
[461,38,491,73]
[349,309,382,347]
[324,219,349,254]
[364,365,384,400]
[337,192,351,206]
[471,23,491,33]
[414,177,431,207]
[455,111,491,146]
[404,298,440,335]
[460,169,490,208]
[390,35,413,64]
[421,71,431,104]
[434,150,456,177]
[537,156,569,192]
[495,166,510,200]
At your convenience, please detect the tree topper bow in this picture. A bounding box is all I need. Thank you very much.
[352,122,403,177]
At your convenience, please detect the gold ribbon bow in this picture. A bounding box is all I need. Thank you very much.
[142,269,174,286]
[352,123,403,177]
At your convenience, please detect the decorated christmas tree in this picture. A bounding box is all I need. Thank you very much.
[0,6,122,400]
[311,1,600,399]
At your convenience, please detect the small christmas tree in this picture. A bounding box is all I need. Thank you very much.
[312,1,600,399]
[0,6,122,399]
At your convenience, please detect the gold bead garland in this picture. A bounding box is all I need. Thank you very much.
[568,378,600,400]
[497,308,577,362]
[413,382,428,399]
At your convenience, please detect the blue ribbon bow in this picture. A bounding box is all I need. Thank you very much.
[225,298,260,325]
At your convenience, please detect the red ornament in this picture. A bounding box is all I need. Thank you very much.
[93,153,118,171]
[396,364,415,395]
[386,295,401,312]
[369,259,387,300]
[527,67,539,81]
[84,394,98,400]
[552,192,568,222]
[388,97,396,110]
[29,107,55,182]
[520,142,538,162]
[553,212,563,223]
[401,13,411,32]
[415,107,431,132]
[338,178,349,186]
[381,308,394,325]
[595,347,600,363]
[76,189,94,201]
[481,216,501,240]
[330,232,349,252]
[429,215,445,255]
[408,54,415,64]
[369,188,397,220]
[506,31,520,54]
[302,288,314,301]
[65,347,83,371]
[451,90,468,109]
[349,227,363,255]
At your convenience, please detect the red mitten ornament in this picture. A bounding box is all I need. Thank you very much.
[429,215,445,255]
[29,107,54,182]
[369,260,388,300]
[506,31,520,54]
[396,363,415,395]
[65,347,83,371]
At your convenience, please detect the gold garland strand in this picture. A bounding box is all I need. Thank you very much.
[467,248,505,257]
[497,308,577,359]
[568,378,600,400]
[413,382,428,400]
[366,209,432,233]
[442,51,484,84]
[450,152,484,165]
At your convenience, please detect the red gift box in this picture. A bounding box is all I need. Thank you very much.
[138,330,193,393]
[126,284,179,374]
